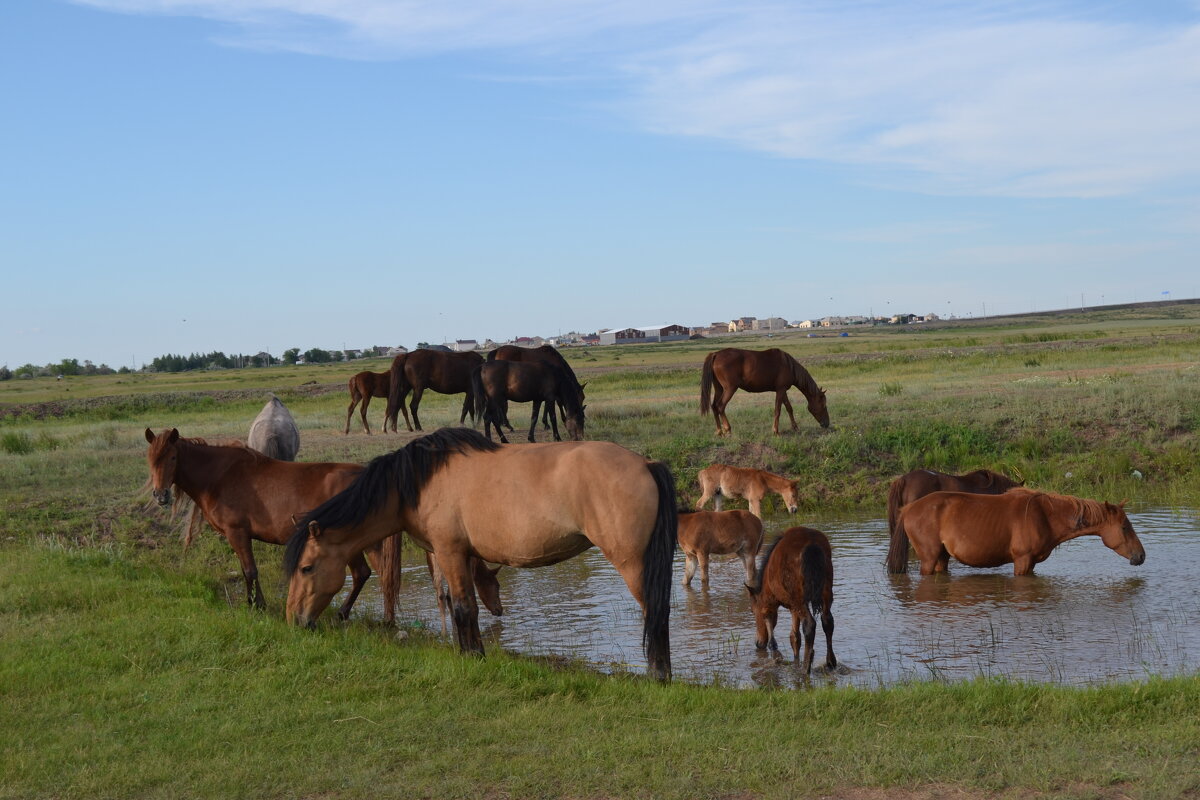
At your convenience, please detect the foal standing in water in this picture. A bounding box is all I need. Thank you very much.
[747,526,836,674]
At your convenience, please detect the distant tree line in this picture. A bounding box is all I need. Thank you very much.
[1,359,124,380]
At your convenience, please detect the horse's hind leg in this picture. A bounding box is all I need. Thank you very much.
[820,608,837,669]
[337,552,372,621]
[697,550,711,585]
[345,394,359,435]
[459,393,474,426]
[714,386,737,436]
[739,545,757,586]
[528,400,541,442]
[409,387,425,431]
[440,553,485,655]
[682,550,697,586]
[359,395,373,435]
[793,609,816,673]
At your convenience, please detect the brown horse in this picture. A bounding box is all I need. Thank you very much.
[678,509,763,586]
[886,468,1023,537]
[144,428,501,621]
[887,488,1146,576]
[489,344,586,428]
[696,463,799,519]
[700,347,829,436]
[386,349,484,432]
[285,428,678,680]
[344,370,393,435]
[472,360,585,443]
[747,526,836,674]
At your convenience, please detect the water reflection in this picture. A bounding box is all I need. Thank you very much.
[347,507,1200,688]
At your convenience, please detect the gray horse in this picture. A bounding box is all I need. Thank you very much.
[247,395,300,461]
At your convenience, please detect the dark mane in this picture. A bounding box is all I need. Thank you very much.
[748,533,784,592]
[283,428,500,577]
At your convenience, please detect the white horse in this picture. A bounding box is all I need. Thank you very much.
[247,395,300,461]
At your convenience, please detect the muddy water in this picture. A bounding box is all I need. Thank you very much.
[347,507,1200,688]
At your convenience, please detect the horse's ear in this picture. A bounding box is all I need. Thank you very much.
[290,514,299,526]
[580,381,588,390]
[167,428,180,444]
[144,428,155,444]
[308,520,322,539]
[1119,499,1129,509]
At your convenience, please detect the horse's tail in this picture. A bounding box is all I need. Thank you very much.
[377,533,404,624]
[470,365,488,425]
[886,508,911,574]
[801,543,827,615]
[385,358,406,431]
[699,352,716,417]
[643,460,678,681]
[886,476,905,538]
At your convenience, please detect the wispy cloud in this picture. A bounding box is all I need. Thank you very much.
[73,0,1200,198]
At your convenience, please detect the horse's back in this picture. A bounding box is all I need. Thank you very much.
[712,347,792,392]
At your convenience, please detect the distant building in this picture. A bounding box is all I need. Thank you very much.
[598,324,689,346]
[454,339,479,352]
[754,317,788,331]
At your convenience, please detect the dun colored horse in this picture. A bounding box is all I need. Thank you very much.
[678,509,763,586]
[472,360,585,443]
[747,526,836,674]
[285,428,678,680]
[247,396,300,461]
[144,428,501,621]
[886,488,1146,576]
[344,370,393,435]
[488,344,586,428]
[386,349,484,432]
[696,463,799,519]
[699,348,829,436]
[886,468,1023,538]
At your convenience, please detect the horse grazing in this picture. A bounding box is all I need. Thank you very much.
[386,349,484,432]
[344,370,393,435]
[699,348,829,436]
[678,509,763,587]
[886,468,1022,538]
[488,344,586,428]
[247,395,300,461]
[747,526,836,674]
[696,463,799,519]
[144,428,501,621]
[886,488,1146,576]
[285,428,678,680]
[472,360,585,443]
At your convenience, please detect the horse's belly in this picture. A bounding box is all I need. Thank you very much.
[944,539,1012,568]
[472,531,594,568]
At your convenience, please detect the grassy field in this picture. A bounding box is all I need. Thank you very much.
[2,304,1200,798]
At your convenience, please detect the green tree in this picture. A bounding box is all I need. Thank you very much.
[282,348,300,365]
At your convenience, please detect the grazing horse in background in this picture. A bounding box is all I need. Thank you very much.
[144,428,501,621]
[887,488,1146,576]
[488,344,586,428]
[472,360,586,443]
[747,526,836,674]
[696,463,799,519]
[285,428,678,680]
[344,370,393,435]
[678,509,763,587]
[886,468,1022,539]
[700,347,829,436]
[386,349,483,432]
[247,395,300,461]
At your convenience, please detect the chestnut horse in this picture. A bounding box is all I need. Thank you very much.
[696,463,799,519]
[488,344,586,428]
[247,396,300,461]
[700,348,829,436]
[747,526,836,674]
[886,468,1023,537]
[678,509,763,586]
[285,428,678,680]
[144,428,501,621]
[472,360,585,443]
[886,488,1146,576]
[386,349,484,432]
[344,370,393,435]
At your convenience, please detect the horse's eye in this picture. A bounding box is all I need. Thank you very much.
[300,565,314,575]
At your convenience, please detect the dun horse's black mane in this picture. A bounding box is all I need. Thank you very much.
[283,427,500,576]
[748,534,785,593]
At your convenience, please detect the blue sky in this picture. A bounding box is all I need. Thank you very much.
[3,0,1199,368]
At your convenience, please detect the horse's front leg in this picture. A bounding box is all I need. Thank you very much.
[528,400,541,442]
[780,391,798,431]
[755,603,779,652]
[227,531,264,609]
[772,392,784,435]
[337,552,373,621]
[747,495,762,519]
[440,553,485,656]
[739,545,757,586]
[545,399,563,442]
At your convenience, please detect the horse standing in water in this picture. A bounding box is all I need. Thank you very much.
[285,428,678,680]
[695,463,799,520]
[699,348,829,436]
[472,360,586,443]
[488,344,586,428]
[886,469,1023,539]
[247,395,300,461]
[887,488,1146,576]
[344,370,393,435]
[386,349,483,432]
[747,526,837,674]
[678,509,763,586]
[144,428,501,621]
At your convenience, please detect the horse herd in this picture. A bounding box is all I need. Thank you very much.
[146,346,1145,682]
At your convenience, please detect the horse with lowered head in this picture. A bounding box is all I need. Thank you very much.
[887,488,1146,576]
[386,349,484,433]
[886,468,1023,537]
[247,395,300,461]
[700,347,829,436]
[696,463,799,520]
[488,344,586,428]
[472,360,585,443]
[285,427,678,680]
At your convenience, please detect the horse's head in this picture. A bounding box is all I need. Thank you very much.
[1098,501,1145,566]
[285,521,351,628]
[808,388,830,429]
[144,427,181,507]
[565,405,586,441]
[781,481,800,514]
[476,563,504,616]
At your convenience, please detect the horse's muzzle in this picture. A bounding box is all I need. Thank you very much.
[153,489,172,507]
[1130,551,1146,566]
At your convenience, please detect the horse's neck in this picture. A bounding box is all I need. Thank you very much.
[174,442,242,502]
[1044,496,1105,544]
[760,471,788,491]
[790,359,817,397]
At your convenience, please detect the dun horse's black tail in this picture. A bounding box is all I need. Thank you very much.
[643,460,678,681]
[801,543,827,615]
[699,352,716,417]
[886,511,911,574]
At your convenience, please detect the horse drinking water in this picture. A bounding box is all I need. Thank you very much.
[695,463,799,520]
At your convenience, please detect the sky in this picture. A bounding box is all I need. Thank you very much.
[3,0,1199,369]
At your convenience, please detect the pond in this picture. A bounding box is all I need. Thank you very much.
[347,506,1200,688]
